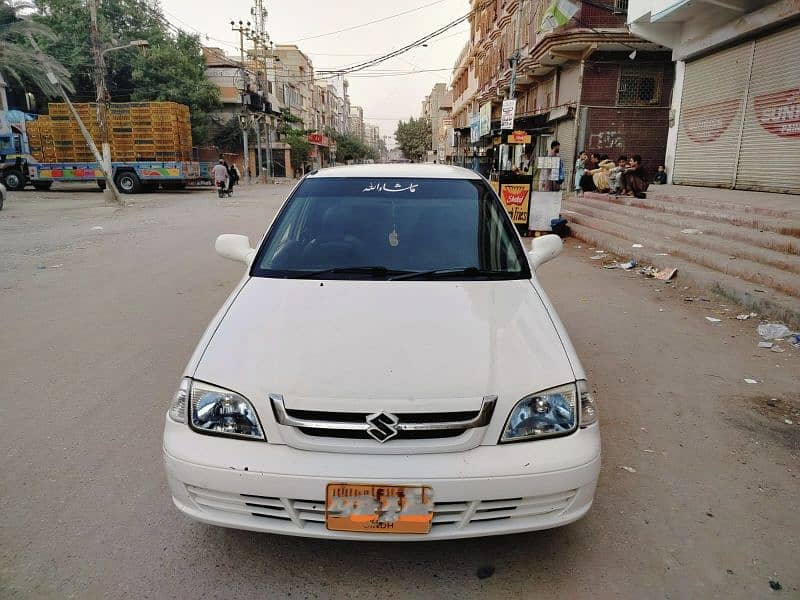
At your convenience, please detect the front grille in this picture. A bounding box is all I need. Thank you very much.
[187,486,577,531]
[297,427,466,440]
[270,394,496,443]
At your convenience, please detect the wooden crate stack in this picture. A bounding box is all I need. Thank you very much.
[26,102,193,163]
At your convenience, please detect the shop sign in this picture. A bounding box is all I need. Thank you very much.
[547,105,570,121]
[682,99,740,143]
[470,114,480,142]
[479,102,492,138]
[307,133,329,146]
[507,131,531,144]
[501,99,516,130]
[499,182,531,225]
[754,88,800,138]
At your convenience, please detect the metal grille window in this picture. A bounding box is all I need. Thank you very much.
[615,0,629,12]
[617,69,663,106]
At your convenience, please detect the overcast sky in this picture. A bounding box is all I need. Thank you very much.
[158,0,471,145]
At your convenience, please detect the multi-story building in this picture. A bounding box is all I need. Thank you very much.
[629,0,800,193]
[450,0,673,186]
[349,105,365,142]
[421,82,451,162]
[203,46,289,180]
[275,45,315,130]
[364,123,381,152]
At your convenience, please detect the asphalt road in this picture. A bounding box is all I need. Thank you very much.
[1,184,798,599]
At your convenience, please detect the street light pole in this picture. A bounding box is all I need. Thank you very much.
[87,0,119,203]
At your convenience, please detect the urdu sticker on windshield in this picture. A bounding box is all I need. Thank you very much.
[362,182,418,193]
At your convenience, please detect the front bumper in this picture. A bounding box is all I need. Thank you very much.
[164,417,601,541]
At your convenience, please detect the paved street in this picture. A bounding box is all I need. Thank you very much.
[1,184,798,599]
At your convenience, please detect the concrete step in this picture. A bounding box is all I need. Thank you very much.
[563,209,800,298]
[568,223,800,329]
[568,195,799,255]
[563,199,800,273]
[645,186,800,220]
[581,192,800,236]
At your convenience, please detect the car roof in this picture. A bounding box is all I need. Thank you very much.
[306,163,482,180]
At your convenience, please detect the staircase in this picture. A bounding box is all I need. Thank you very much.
[562,185,800,328]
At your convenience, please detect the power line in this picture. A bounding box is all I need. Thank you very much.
[316,0,491,76]
[281,0,452,43]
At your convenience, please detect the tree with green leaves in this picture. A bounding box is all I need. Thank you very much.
[395,117,430,163]
[0,0,73,103]
[329,131,377,163]
[32,0,219,143]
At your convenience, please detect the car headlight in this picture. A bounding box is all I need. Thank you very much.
[168,378,265,440]
[500,383,578,442]
[578,379,598,427]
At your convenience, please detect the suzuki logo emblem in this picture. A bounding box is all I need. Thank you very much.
[365,412,399,443]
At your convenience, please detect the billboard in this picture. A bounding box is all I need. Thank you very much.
[479,102,492,138]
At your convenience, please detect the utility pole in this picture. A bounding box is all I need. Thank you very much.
[87,0,120,203]
[231,20,252,185]
[509,0,526,101]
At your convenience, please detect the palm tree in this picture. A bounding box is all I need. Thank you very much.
[0,0,73,107]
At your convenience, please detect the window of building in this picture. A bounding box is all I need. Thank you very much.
[617,68,663,106]
[614,0,629,12]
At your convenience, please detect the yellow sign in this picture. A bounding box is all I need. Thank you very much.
[499,182,531,225]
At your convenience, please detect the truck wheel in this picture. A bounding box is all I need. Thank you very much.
[114,171,141,194]
[33,182,53,191]
[3,169,25,191]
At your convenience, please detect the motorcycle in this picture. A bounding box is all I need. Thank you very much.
[217,180,231,198]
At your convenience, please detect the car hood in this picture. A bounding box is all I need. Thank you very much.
[193,278,576,410]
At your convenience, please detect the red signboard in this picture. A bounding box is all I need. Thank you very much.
[682,99,741,143]
[307,133,329,146]
[754,88,800,138]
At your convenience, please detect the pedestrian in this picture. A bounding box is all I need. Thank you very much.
[227,161,239,195]
[211,158,229,196]
[541,140,563,191]
[623,154,649,198]
[654,165,667,185]
[574,150,588,195]
[610,155,628,195]
[579,153,599,192]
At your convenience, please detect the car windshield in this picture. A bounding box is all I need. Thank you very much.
[251,177,530,280]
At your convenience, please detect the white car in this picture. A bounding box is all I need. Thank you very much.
[164,164,600,540]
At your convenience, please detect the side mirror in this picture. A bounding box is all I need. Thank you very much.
[528,234,562,270]
[215,234,256,265]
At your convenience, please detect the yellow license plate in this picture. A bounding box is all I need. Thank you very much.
[325,483,434,534]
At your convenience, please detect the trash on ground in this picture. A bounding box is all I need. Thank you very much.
[655,252,669,256]
[632,243,643,248]
[785,419,794,425]
[736,314,751,320]
[758,324,792,340]
[619,466,636,473]
[758,341,774,348]
[769,580,782,591]
[681,228,702,235]
[792,334,800,348]
[50,264,63,269]
[744,378,759,384]
[767,398,778,407]
[476,566,495,579]
[640,266,659,277]
[642,449,656,453]
[655,268,678,281]
[770,346,785,353]
[605,259,637,270]
[705,317,722,323]
[590,255,604,260]
[91,225,104,231]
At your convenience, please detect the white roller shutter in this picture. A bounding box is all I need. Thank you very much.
[735,24,800,194]
[673,43,751,187]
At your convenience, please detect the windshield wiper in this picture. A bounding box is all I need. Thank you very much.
[286,266,414,279]
[390,267,513,281]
